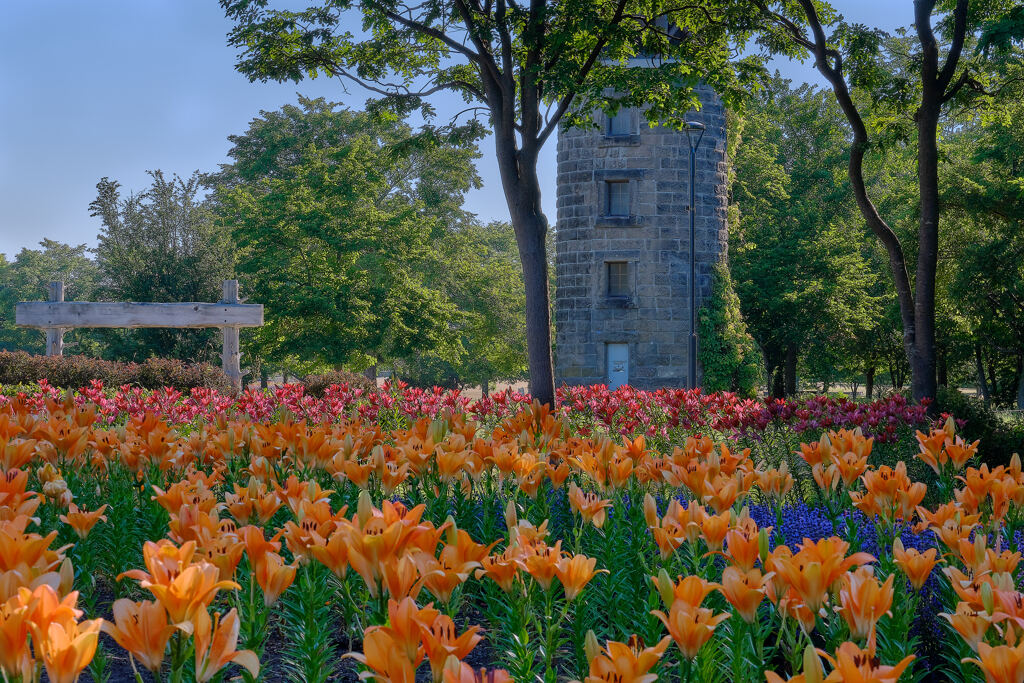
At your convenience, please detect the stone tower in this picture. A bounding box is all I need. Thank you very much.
[554,86,729,390]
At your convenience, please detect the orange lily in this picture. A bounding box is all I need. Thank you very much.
[771,538,874,613]
[700,509,731,552]
[367,597,438,667]
[34,616,103,683]
[835,567,894,641]
[346,628,417,683]
[568,484,613,529]
[719,566,768,623]
[476,549,521,593]
[942,602,993,651]
[963,641,1024,683]
[419,614,483,683]
[120,542,238,625]
[818,640,913,682]
[252,551,296,607]
[193,608,261,683]
[102,599,176,673]
[892,539,938,592]
[443,660,514,683]
[574,633,670,683]
[555,554,606,601]
[651,600,729,659]
[58,503,108,540]
[0,594,33,680]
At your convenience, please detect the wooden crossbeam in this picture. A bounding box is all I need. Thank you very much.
[15,301,263,329]
[14,280,263,393]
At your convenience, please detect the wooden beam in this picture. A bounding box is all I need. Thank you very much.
[45,281,65,357]
[15,301,264,329]
[220,280,245,393]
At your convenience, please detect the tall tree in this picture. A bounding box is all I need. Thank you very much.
[944,75,1024,406]
[0,241,101,354]
[210,97,478,373]
[729,76,881,397]
[220,0,771,405]
[90,170,235,362]
[752,0,1024,404]
[406,220,529,391]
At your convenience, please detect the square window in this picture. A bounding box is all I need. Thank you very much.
[607,109,631,136]
[607,261,630,297]
[606,181,630,217]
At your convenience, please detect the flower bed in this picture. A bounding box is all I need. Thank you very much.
[0,389,1017,682]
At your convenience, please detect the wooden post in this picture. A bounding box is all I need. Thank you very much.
[220,280,243,393]
[45,281,65,357]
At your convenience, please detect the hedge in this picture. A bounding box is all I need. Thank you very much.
[0,351,232,392]
[301,369,375,397]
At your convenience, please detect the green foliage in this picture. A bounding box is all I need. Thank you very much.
[210,97,480,374]
[219,0,788,403]
[220,1,775,131]
[728,75,884,396]
[402,221,528,389]
[0,240,101,354]
[90,170,235,364]
[935,388,1024,468]
[698,261,763,398]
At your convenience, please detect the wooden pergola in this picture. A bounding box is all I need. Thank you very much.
[15,280,263,392]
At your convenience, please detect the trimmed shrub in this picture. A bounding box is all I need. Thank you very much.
[0,351,231,392]
[301,370,375,397]
[698,261,764,398]
[935,387,1024,467]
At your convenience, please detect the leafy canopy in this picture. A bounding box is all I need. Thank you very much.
[210,96,481,371]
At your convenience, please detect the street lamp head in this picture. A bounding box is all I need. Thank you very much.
[684,120,705,150]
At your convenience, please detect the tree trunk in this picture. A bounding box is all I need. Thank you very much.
[770,364,785,399]
[912,94,941,406]
[481,378,490,397]
[494,135,556,407]
[988,359,998,400]
[1017,355,1024,410]
[784,346,798,397]
[260,367,269,390]
[975,344,990,406]
[851,382,858,399]
[865,366,876,400]
[363,365,377,383]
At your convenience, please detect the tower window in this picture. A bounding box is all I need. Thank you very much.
[607,261,630,297]
[607,108,631,136]
[606,181,630,217]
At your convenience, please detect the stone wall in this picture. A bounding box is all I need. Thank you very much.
[554,86,729,389]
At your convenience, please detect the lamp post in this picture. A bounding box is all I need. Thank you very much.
[684,120,705,390]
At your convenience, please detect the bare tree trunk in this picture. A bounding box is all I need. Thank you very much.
[1017,355,1024,410]
[481,378,490,397]
[865,366,876,400]
[784,346,798,397]
[494,132,556,407]
[770,364,785,399]
[912,83,941,405]
[851,382,858,399]
[975,344,991,406]
[363,365,377,382]
[260,367,269,390]
[988,359,999,401]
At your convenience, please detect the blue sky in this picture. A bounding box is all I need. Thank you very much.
[0,1,905,258]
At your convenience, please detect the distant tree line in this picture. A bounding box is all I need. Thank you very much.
[0,99,528,391]
[729,72,1024,408]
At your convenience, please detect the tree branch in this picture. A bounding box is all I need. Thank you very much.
[937,0,970,92]
[535,0,629,149]
[379,6,484,67]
